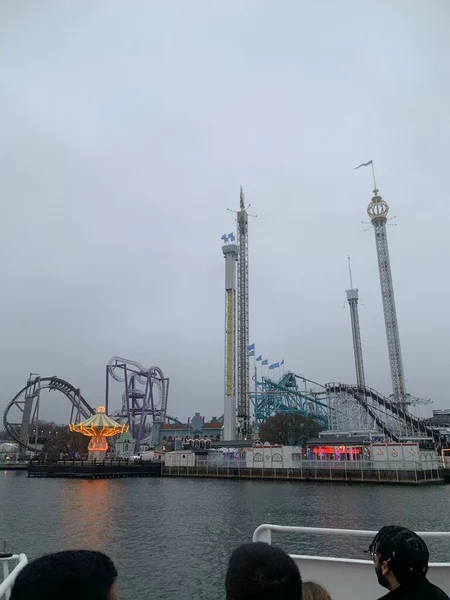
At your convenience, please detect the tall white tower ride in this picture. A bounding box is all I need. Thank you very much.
[364,167,406,404]
[345,256,365,389]
[237,186,251,436]
[222,236,238,440]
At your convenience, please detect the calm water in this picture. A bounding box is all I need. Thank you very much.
[1,473,450,600]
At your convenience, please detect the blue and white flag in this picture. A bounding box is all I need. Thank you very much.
[256,355,262,361]
[248,343,255,352]
[262,360,268,365]
[273,362,280,369]
[269,364,275,370]
[280,359,284,366]
[249,350,255,357]
[221,233,228,241]
[228,232,235,241]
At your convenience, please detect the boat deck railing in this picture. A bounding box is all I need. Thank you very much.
[253,523,450,544]
[0,554,28,600]
[252,524,450,600]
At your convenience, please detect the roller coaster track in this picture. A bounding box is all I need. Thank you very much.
[108,356,168,421]
[252,372,329,427]
[326,383,446,445]
[3,376,95,452]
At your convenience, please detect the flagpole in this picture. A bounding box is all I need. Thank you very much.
[371,161,377,191]
[254,353,257,400]
[355,159,377,192]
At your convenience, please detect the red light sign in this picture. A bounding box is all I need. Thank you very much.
[312,446,361,455]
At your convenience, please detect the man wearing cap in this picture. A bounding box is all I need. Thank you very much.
[369,526,449,599]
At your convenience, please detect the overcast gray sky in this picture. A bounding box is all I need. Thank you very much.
[1,0,449,424]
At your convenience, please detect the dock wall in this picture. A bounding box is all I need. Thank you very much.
[162,464,444,485]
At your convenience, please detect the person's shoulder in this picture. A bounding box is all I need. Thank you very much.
[431,583,450,600]
[417,580,450,600]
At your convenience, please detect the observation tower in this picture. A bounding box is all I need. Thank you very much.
[345,256,365,389]
[362,162,406,405]
[222,234,238,440]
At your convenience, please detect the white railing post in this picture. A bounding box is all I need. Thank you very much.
[2,562,9,600]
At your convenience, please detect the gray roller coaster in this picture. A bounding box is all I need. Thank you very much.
[4,357,172,455]
[3,374,95,454]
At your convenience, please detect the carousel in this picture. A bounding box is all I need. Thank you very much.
[69,405,128,460]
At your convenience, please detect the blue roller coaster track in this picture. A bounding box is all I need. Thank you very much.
[250,371,329,428]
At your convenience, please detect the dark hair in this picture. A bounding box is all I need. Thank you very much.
[225,542,302,600]
[369,526,429,586]
[10,550,117,600]
[302,581,332,600]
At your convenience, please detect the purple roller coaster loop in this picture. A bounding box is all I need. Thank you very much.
[105,357,169,451]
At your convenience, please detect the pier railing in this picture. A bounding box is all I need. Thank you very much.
[28,457,160,467]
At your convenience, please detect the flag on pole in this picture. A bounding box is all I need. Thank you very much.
[269,364,275,370]
[256,355,262,361]
[248,343,255,352]
[262,360,268,365]
[354,160,373,169]
[273,362,280,369]
[249,350,255,357]
[280,359,284,366]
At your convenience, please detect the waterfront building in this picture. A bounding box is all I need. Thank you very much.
[159,413,222,448]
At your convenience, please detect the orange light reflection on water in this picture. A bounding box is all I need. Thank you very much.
[56,480,120,551]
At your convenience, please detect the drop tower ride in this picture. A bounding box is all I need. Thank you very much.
[222,238,238,440]
[237,186,251,436]
[361,161,406,405]
[345,256,365,389]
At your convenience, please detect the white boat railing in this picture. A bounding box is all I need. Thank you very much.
[0,555,28,600]
[253,523,450,544]
[252,524,450,600]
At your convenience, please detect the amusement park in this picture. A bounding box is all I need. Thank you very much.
[1,167,450,482]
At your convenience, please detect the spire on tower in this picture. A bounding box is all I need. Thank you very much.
[240,185,245,211]
[347,255,353,289]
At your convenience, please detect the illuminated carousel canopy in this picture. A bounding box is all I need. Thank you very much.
[69,406,128,459]
[69,405,128,437]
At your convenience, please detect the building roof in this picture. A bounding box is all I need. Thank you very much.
[202,422,222,429]
[116,431,134,443]
[160,424,187,430]
[307,435,370,446]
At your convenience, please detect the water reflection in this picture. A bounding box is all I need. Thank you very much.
[1,474,450,600]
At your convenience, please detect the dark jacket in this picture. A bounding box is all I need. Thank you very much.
[378,579,449,600]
